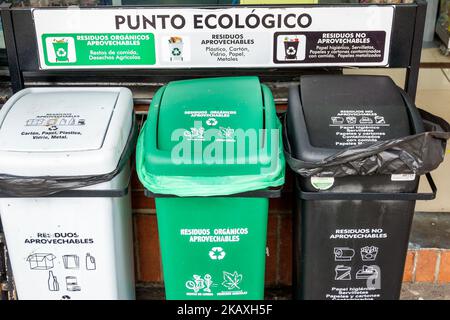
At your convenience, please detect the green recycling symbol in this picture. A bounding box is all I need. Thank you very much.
[172,48,182,56]
[56,48,67,57]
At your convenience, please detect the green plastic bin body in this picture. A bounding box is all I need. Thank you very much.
[156,197,268,299]
[52,41,69,62]
[136,77,285,300]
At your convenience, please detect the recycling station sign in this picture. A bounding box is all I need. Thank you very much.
[33,6,394,69]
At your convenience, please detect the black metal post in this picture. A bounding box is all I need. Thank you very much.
[404,0,427,101]
[1,3,24,93]
[0,218,7,300]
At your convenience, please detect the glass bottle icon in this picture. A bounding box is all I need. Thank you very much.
[48,271,59,291]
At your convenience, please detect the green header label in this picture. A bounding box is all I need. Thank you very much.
[42,33,156,66]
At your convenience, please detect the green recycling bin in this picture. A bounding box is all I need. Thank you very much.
[136,76,285,300]
[52,39,69,62]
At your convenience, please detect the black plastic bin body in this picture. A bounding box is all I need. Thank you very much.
[295,176,419,300]
[286,75,432,300]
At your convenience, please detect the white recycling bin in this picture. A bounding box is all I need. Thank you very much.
[0,87,136,300]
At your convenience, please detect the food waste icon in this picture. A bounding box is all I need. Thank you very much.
[186,274,213,293]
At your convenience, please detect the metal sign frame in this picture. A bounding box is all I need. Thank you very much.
[0,218,15,300]
[0,0,428,301]
[0,1,426,100]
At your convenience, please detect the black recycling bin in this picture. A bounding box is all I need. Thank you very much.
[284,75,449,300]
[284,41,299,60]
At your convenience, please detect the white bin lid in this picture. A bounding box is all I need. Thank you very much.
[0,87,133,176]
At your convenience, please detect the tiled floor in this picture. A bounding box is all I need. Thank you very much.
[401,283,450,300]
[136,283,450,300]
[443,68,450,80]
[344,65,450,213]
[421,47,450,64]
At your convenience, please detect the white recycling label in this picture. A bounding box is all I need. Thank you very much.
[0,92,117,152]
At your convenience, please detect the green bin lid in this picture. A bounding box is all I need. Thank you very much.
[136,76,285,196]
[157,77,263,152]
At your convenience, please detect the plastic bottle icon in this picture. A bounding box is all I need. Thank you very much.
[48,271,59,291]
[86,253,96,271]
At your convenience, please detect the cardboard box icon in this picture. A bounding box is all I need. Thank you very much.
[27,253,56,270]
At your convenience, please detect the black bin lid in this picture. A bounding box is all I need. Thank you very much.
[286,75,423,162]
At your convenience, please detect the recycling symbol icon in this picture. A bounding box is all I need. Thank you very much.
[209,247,226,260]
[56,48,67,57]
[287,47,297,55]
[206,118,218,126]
[172,48,182,56]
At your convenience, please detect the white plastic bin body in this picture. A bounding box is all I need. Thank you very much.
[0,87,136,300]
[0,166,135,300]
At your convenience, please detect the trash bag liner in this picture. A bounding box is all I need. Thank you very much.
[136,77,285,197]
[0,115,138,197]
[284,109,450,178]
[136,120,285,197]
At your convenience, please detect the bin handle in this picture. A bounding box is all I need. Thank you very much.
[144,186,283,199]
[296,173,436,201]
